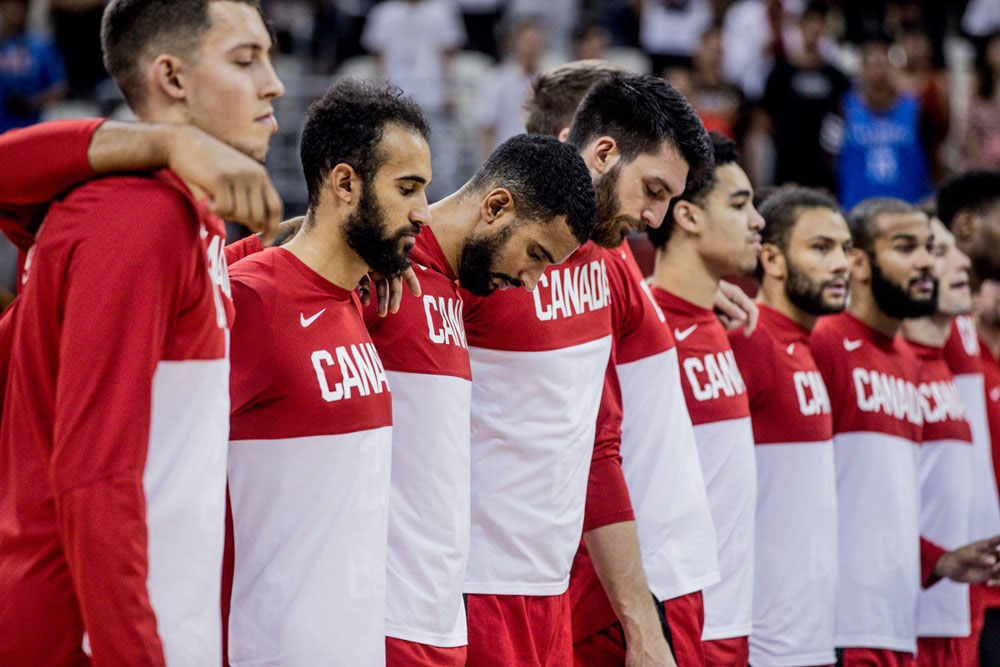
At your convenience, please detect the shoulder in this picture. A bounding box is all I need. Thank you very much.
[728,321,771,361]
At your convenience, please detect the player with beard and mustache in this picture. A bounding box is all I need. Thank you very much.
[728,185,851,667]
[810,198,1000,667]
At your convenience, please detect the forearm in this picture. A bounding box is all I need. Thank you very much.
[584,521,663,637]
[86,121,187,174]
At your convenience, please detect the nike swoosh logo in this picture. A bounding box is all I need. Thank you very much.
[674,324,697,341]
[843,338,863,351]
[300,308,326,327]
[786,343,795,355]
[991,387,1000,402]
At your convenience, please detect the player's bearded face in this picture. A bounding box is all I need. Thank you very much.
[785,256,848,315]
[869,252,938,319]
[458,222,522,297]
[591,163,638,248]
[344,180,418,276]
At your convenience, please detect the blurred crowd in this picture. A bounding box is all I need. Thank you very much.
[4,0,1000,214]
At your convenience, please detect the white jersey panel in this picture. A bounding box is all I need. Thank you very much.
[617,349,720,601]
[465,336,613,595]
[917,437,973,637]
[750,441,837,667]
[144,358,230,666]
[954,374,1000,539]
[833,431,920,653]
[227,427,392,666]
[385,370,472,647]
[692,417,756,640]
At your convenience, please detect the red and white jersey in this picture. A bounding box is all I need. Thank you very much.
[653,287,756,641]
[0,170,232,664]
[907,339,974,638]
[729,305,837,667]
[227,248,393,665]
[462,241,614,595]
[982,340,1000,510]
[569,244,719,641]
[366,229,472,648]
[811,312,923,653]
[944,317,1000,544]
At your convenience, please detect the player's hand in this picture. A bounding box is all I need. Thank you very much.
[166,125,282,244]
[257,216,304,247]
[714,280,758,335]
[935,535,1000,584]
[623,620,677,667]
[359,267,422,317]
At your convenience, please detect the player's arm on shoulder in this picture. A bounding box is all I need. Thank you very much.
[49,184,198,664]
[715,280,758,335]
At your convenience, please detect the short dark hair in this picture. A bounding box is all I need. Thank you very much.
[468,134,597,244]
[524,60,621,136]
[299,79,430,209]
[753,185,841,279]
[101,0,264,108]
[648,131,736,249]
[566,72,712,186]
[936,170,1000,229]
[846,197,919,254]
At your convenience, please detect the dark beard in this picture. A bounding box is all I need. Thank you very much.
[869,256,937,319]
[785,259,846,316]
[590,163,640,248]
[343,182,417,276]
[458,223,521,297]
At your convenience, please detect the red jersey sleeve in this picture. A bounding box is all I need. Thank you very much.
[229,268,277,416]
[0,119,101,249]
[48,182,200,665]
[225,233,263,266]
[920,536,946,589]
[583,361,635,532]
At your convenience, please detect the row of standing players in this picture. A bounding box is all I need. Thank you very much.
[1,9,1000,666]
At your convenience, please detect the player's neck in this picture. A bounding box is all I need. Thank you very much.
[977,317,1000,359]
[758,278,819,330]
[651,244,719,310]
[426,190,479,279]
[848,286,901,338]
[283,209,370,291]
[900,314,952,348]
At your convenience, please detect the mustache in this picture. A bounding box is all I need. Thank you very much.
[907,271,936,288]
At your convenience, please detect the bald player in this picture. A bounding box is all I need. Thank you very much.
[647,132,763,666]
[729,185,851,667]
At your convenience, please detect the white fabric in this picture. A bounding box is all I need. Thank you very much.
[953,373,1000,540]
[917,437,973,636]
[475,62,532,153]
[639,0,713,57]
[227,428,392,666]
[750,442,837,667]
[361,0,465,111]
[833,431,920,653]
[144,358,230,666]
[617,350,721,601]
[385,371,471,647]
[465,336,613,595]
[693,417,757,640]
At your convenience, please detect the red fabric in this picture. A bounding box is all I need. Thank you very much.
[584,365,635,532]
[466,592,573,666]
[916,636,963,667]
[385,637,467,666]
[664,591,707,667]
[840,647,915,667]
[224,231,263,265]
[0,118,101,250]
[0,172,230,665]
[573,622,626,665]
[921,537,947,589]
[702,635,748,667]
[955,584,989,666]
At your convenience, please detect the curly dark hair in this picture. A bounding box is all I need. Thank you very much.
[300,79,430,209]
[648,131,736,249]
[936,169,1000,230]
[567,72,711,186]
[468,134,597,244]
[101,0,266,108]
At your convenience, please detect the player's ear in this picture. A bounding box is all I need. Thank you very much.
[848,247,870,282]
[557,127,571,142]
[328,163,359,205]
[672,200,700,235]
[759,243,785,280]
[151,54,187,102]
[951,209,978,245]
[481,188,514,225]
[588,136,619,174]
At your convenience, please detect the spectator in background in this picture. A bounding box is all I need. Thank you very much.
[457,0,505,61]
[0,0,67,133]
[362,0,465,197]
[896,20,949,181]
[664,23,748,144]
[637,0,713,74]
[760,1,849,191]
[476,15,546,161]
[49,0,105,99]
[963,31,1000,171]
[571,20,610,62]
[722,0,785,101]
[837,33,931,209]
